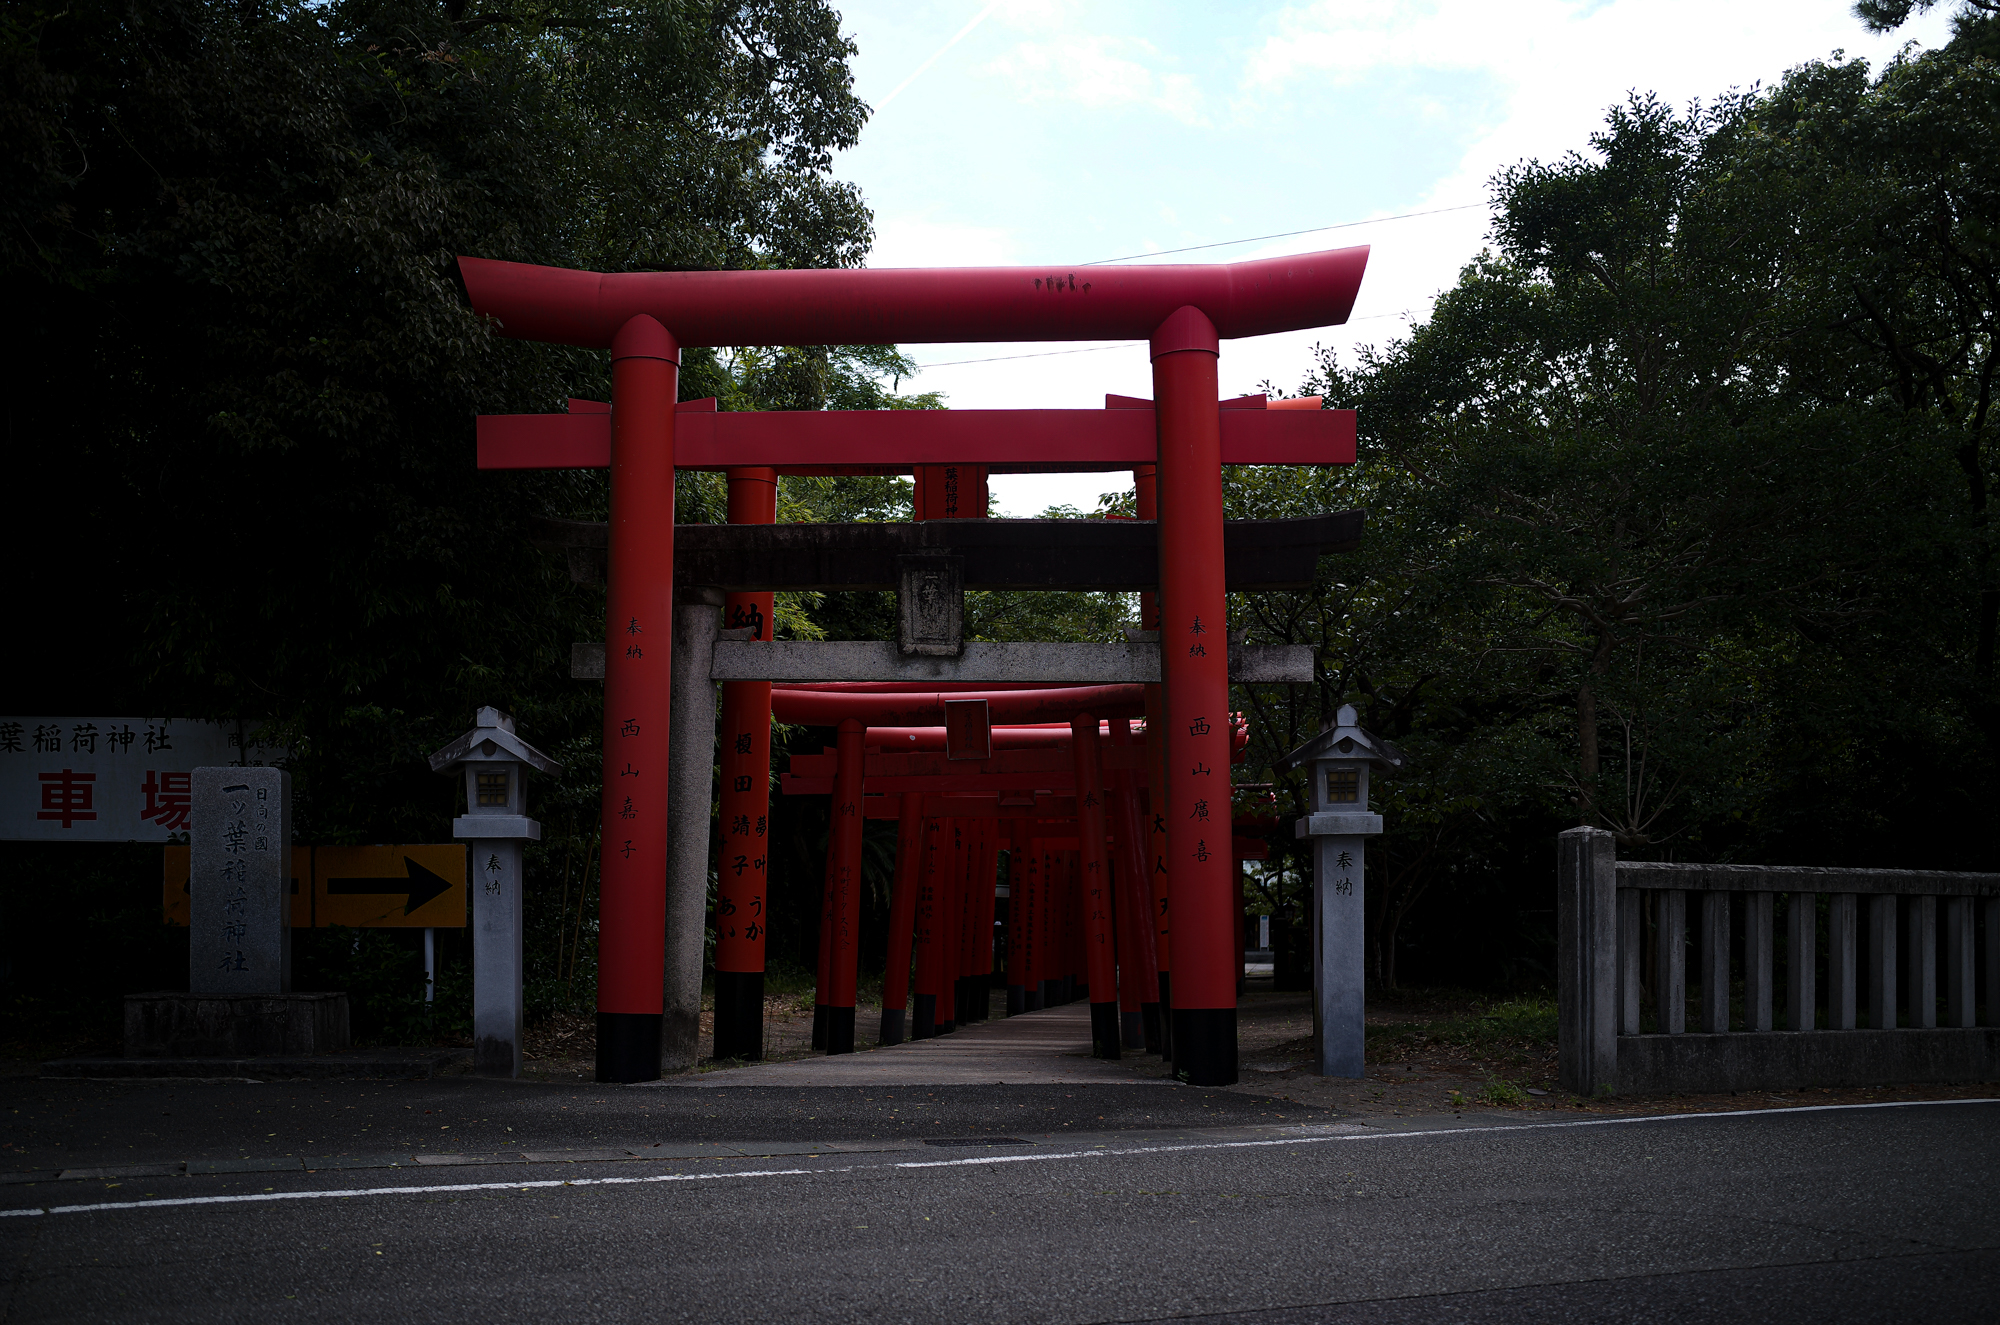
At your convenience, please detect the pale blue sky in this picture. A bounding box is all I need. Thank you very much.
[826,0,1954,513]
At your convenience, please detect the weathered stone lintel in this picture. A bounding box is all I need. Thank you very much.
[1616,1028,1999,1095]
[569,640,1312,684]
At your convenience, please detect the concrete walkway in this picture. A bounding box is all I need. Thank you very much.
[664,1002,1161,1087]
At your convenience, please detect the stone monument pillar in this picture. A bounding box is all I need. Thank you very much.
[430,707,561,1078]
[125,765,349,1059]
[1277,704,1404,1079]
[664,586,723,1073]
[190,766,292,993]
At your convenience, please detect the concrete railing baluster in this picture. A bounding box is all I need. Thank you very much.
[1618,888,1642,1037]
[1787,892,1817,1032]
[1830,894,1859,1030]
[1869,895,1899,1030]
[1745,891,1774,1033]
[1659,890,1687,1035]
[1945,897,1975,1029]
[1907,896,1937,1030]
[1700,891,1731,1034]
[1988,899,2000,1028]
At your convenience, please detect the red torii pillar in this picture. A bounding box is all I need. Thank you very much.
[1110,717,1162,1052]
[713,467,777,1060]
[1071,713,1122,1058]
[1135,464,1174,1062]
[815,718,866,1054]
[912,816,946,1038]
[880,793,925,1046]
[597,316,679,1082]
[1154,307,1236,1084]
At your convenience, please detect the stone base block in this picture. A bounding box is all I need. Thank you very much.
[1617,1027,2000,1095]
[124,991,351,1058]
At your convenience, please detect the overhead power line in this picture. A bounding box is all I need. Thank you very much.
[912,311,1418,371]
[1081,202,1491,266]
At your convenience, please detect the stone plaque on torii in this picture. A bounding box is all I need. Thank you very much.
[456,246,1370,1085]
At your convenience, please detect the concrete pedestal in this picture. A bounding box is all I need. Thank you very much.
[124,992,349,1058]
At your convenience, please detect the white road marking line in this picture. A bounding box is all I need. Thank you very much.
[4,1097,1990,1219]
[0,1165,846,1218]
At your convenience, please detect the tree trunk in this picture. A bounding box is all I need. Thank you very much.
[1576,631,1614,824]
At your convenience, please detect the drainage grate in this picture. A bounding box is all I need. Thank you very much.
[922,1137,1028,1147]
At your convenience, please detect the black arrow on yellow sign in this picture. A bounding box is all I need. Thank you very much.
[324,857,456,915]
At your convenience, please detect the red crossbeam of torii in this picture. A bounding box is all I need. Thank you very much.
[454,245,1370,1087]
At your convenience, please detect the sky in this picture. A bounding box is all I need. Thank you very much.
[825,0,1955,515]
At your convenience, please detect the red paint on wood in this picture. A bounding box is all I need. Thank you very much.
[714,466,777,976]
[824,720,866,1020]
[1070,716,1122,1012]
[597,318,678,1021]
[457,247,1369,349]
[882,794,924,1019]
[1152,306,1237,1023]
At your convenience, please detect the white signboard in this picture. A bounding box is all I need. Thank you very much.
[0,718,287,842]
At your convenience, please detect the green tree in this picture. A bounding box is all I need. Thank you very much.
[0,0,883,1039]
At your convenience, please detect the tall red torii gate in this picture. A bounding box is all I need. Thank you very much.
[455,247,1369,1086]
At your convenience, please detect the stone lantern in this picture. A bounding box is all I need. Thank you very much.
[1277,702,1404,1078]
[429,707,561,1077]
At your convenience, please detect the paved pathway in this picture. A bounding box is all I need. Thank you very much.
[668,1002,1158,1087]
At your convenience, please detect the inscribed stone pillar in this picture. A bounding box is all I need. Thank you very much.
[468,839,525,1076]
[663,587,722,1073]
[190,766,291,994]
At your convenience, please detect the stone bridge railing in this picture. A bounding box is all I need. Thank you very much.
[1556,827,2000,1096]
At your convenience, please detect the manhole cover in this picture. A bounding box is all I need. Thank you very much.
[923,1137,1027,1147]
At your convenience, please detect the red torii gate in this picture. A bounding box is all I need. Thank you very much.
[784,705,1251,1056]
[455,247,1369,1085]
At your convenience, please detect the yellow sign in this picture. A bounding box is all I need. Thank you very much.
[163,846,310,927]
[162,845,465,928]
[313,845,466,928]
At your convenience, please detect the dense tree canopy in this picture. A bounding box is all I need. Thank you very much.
[1234,21,2000,988]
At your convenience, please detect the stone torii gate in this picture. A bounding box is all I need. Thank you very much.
[456,247,1369,1085]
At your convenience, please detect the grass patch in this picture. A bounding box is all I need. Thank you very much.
[1365,995,1558,1063]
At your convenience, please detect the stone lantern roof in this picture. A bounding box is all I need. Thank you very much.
[428,706,562,775]
[1275,702,1406,773]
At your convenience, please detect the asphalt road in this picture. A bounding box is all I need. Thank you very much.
[2,1095,1993,1323]
[0,1078,1309,1170]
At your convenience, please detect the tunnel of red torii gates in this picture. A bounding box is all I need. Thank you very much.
[456,245,1369,1085]
[762,683,1261,1054]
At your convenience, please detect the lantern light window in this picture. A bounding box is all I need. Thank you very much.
[1326,766,1360,804]
[477,771,510,806]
